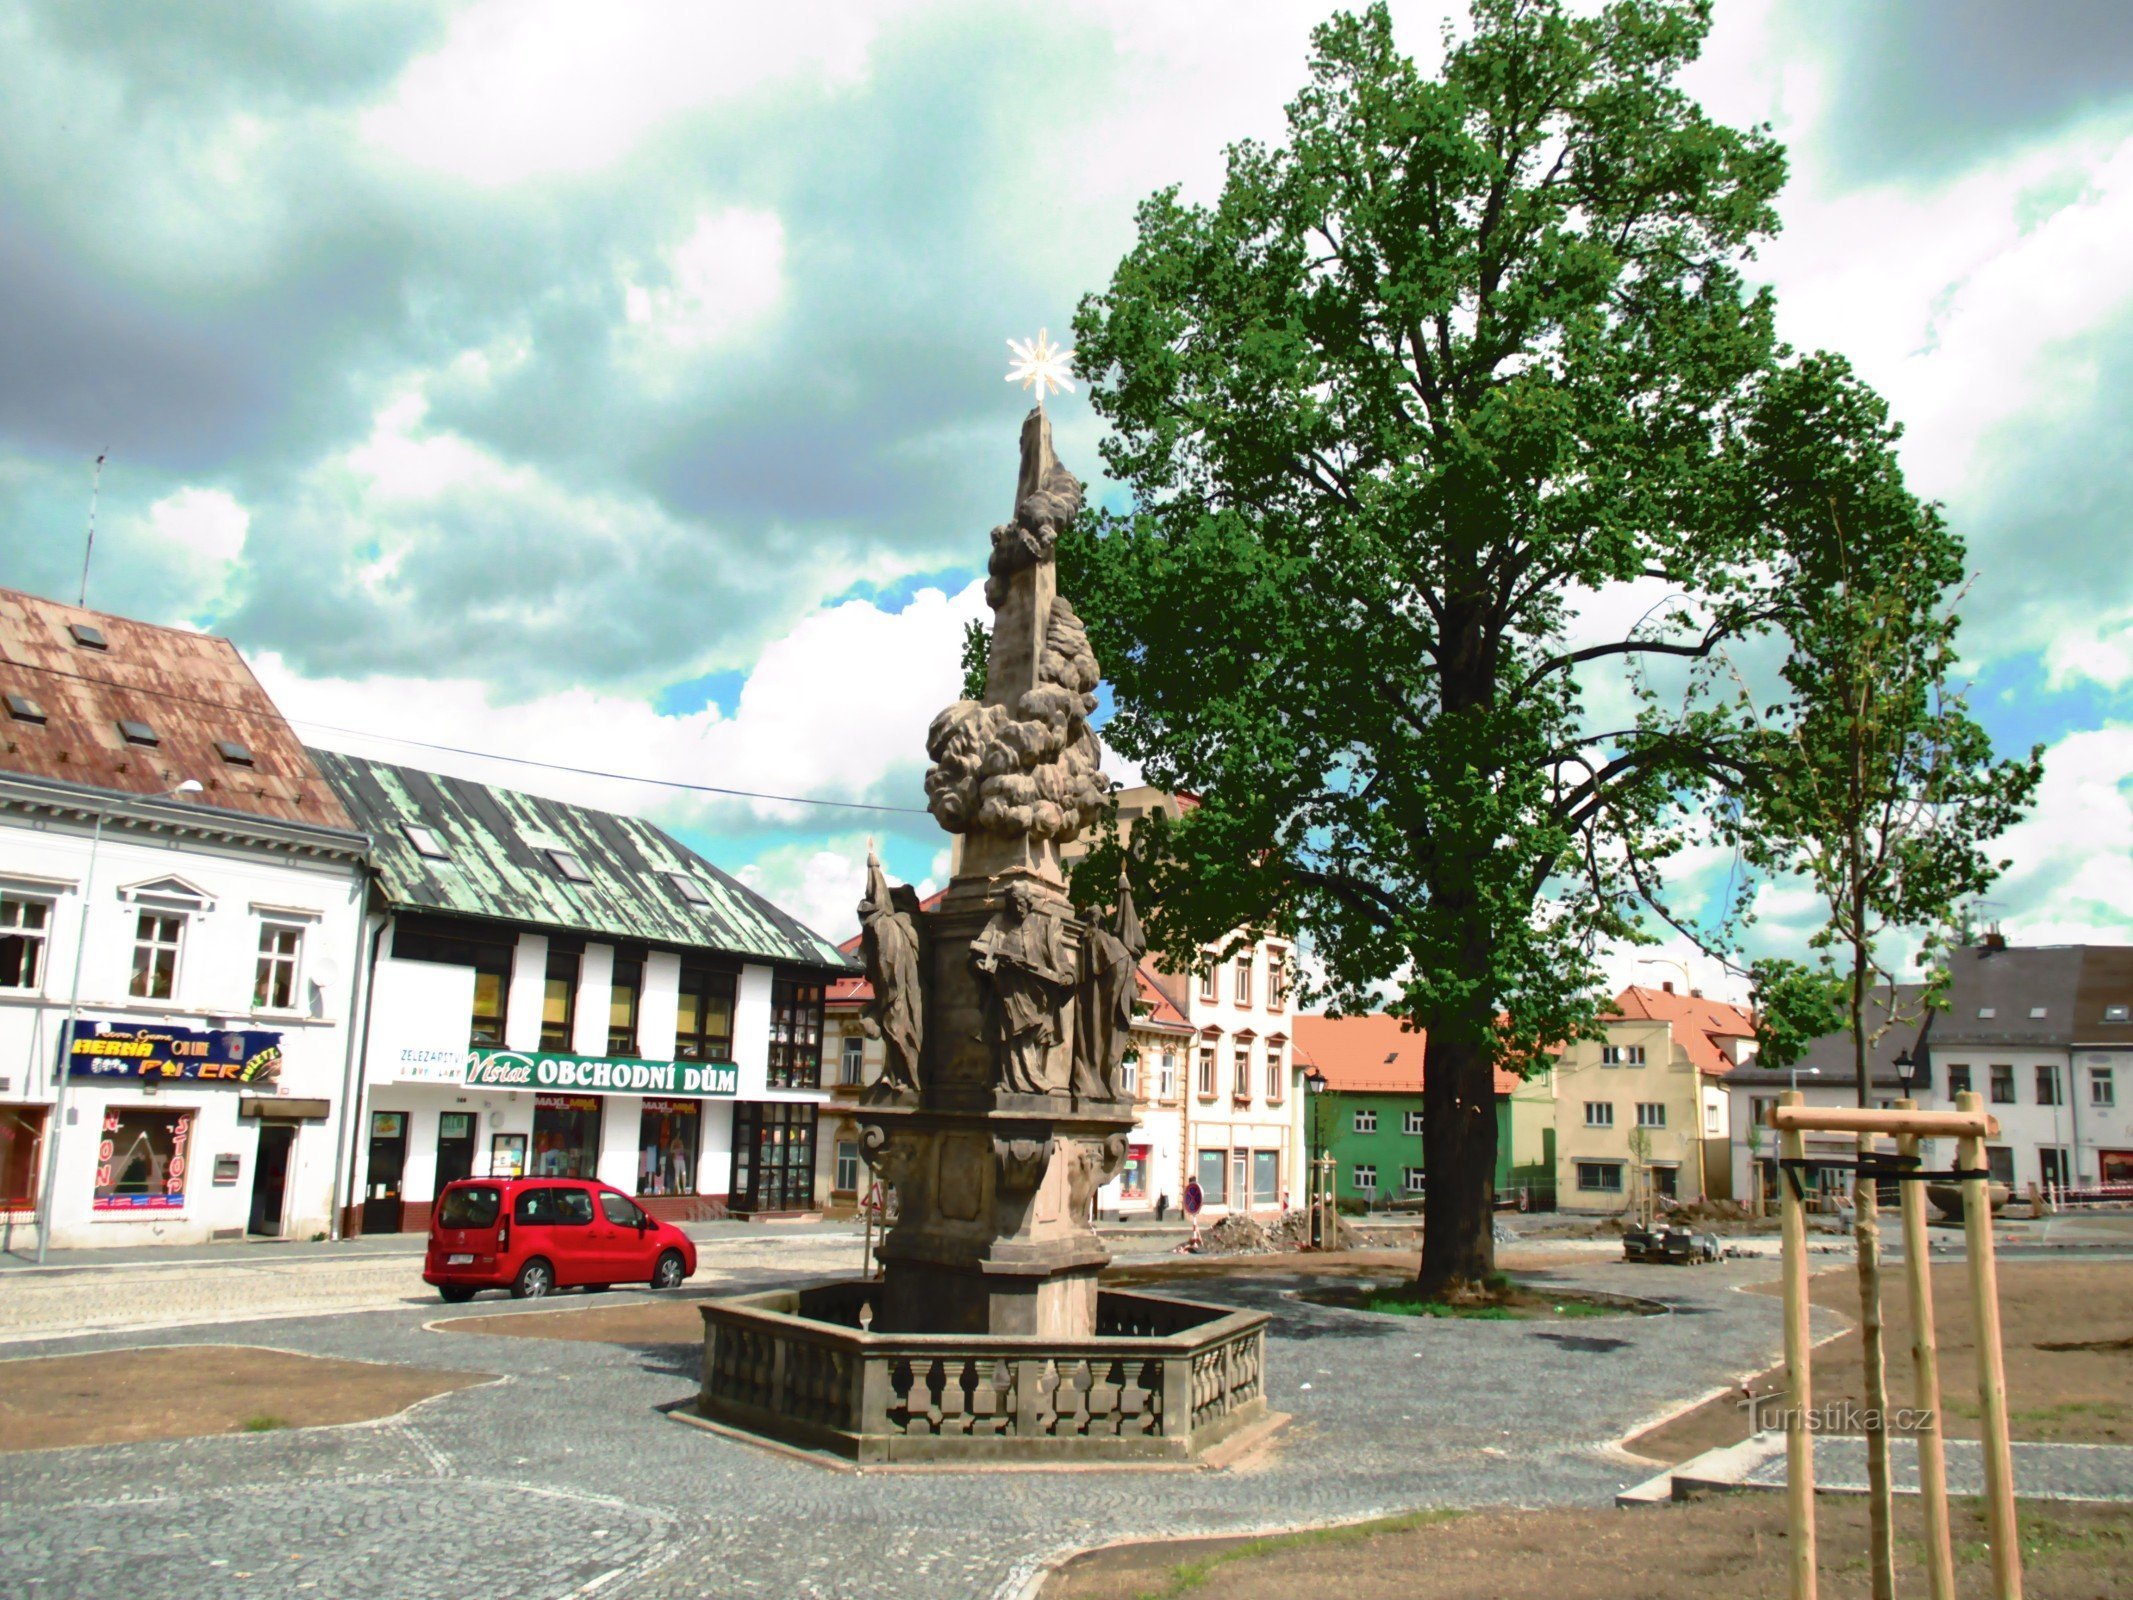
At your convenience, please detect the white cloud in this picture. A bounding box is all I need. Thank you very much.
[1991,727,2133,944]
[144,486,249,568]
[621,207,788,359]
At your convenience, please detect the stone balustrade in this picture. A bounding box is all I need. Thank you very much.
[699,1282,1270,1464]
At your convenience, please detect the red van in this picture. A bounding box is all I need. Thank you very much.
[424,1177,698,1302]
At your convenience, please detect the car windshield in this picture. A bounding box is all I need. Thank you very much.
[439,1185,501,1229]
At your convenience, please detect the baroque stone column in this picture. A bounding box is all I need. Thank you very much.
[854,406,1136,1338]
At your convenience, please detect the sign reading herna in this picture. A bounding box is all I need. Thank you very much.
[464,1049,738,1098]
[67,1021,284,1083]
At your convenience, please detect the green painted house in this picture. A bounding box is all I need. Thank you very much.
[1294,1013,1525,1207]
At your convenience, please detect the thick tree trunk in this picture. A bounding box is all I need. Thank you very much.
[1417,1023,1500,1298]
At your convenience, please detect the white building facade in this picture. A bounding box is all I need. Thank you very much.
[1,774,368,1248]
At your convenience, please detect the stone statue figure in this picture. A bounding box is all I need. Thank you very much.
[970,881,1075,1095]
[1071,870,1145,1100]
[857,847,923,1096]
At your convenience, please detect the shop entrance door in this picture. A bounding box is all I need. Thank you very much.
[435,1112,477,1190]
[363,1112,409,1234]
[248,1124,296,1236]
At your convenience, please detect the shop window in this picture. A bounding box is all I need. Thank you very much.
[1,1104,48,1207]
[636,1099,700,1196]
[531,1094,601,1179]
[1195,1148,1226,1205]
[0,894,51,991]
[253,922,302,1010]
[835,1139,862,1193]
[675,964,736,1061]
[94,1106,193,1210]
[731,1101,816,1210]
[1578,1160,1624,1193]
[1120,1144,1149,1199]
[768,975,825,1090]
[541,949,579,1051]
[608,957,642,1056]
[1253,1149,1278,1206]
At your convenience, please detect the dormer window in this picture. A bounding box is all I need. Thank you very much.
[547,848,592,884]
[2029,1006,2047,1019]
[2107,1004,2131,1024]
[215,740,254,766]
[402,823,451,861]
[69,623,107,650]
[117,719,158,746]
[667,871,711,906]
[1977,1006,1996,1020]
[4,693,45,725]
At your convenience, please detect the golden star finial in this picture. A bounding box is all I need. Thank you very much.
[1006,328,1075,409]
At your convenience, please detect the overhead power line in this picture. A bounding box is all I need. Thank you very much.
[3,654,930,816]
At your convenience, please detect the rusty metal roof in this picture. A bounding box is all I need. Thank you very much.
[0,586,354,830]
[311,748,851,970]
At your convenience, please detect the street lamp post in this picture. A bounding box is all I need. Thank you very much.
[1791,1063,1821,1094]
[1304,1066,1326,1249]
[33,780,202,1264]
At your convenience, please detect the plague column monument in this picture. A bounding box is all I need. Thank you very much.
[694,337,1272,1463]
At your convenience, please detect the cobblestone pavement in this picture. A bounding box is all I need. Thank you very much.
[1740,1435,2133,1502]
[0,1234,875,1344]
[0,1252,1824,1599]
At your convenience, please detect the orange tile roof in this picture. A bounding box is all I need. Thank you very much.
[1606,985,1755,1077]
[1291,1012,1523,1096]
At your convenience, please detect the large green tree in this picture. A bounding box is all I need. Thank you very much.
[1067,0,1826,1294]
[1726,355,2041,1600]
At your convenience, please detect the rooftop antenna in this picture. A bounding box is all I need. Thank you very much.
[78,451,107,607]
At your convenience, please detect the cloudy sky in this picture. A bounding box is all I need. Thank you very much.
[1,0,2129,993]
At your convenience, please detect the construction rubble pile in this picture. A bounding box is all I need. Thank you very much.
[1197,1208,1363,1255]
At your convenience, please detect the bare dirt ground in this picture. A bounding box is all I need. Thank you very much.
[1630,1260,2133,1463]
[0,1344,489,1452]
[1042,1496,2133,1600]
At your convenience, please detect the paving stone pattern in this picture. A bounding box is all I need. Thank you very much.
[1741,1435,2133,1503]
[0,1254,1820,1600]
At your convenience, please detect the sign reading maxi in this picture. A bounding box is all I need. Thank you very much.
[463,1048,739,1098]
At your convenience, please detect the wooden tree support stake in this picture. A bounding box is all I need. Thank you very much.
[1957,1089,2023,1600]
[1778,1089,1817,1600]
[1897,1097,1956,1600]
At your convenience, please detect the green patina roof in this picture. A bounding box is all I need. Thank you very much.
[310,748,851,971]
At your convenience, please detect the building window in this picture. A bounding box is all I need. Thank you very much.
[1120,1144,1150,1200]
[129,911,184,1000]
[252,923,302,1010]
[1636,1102,1667,1129]
[1985,1145,2015,1188]
[1403,1165,1426,1193]
[1231,1043,1251,1103]
[1705,1102,1721,1134]
[608,957,642,1056]
[1584,1101,1615,1128]
[1351,1163,1378,1193]
[94,1106,193,1210]
[2106,1004,2131,1023]
[1,1104,47,1208]
[2093,1067,2116,1107]
[541,949,579,1051]
[0,894,51,991]
[1353,1108,1377,1134]
[1234,955,1252,1007]
[835,1139,862,1194]
[402,823,451,860]
[1989,1065,2016,1104]
[1195,1148,1226,1205]
[1947,1064,1972,1097]
[1601,1045,1646,1066]
[1403,1108,1425,1136]
[636,1098,699,1195]
[675,964,737,1061]
[1265,1044,1284,1101]
[2035,1065,2061,1106]
[1253,1149,1278,1206]
[1751,1095,1776,1127]
[729,1102,818,1210]
[1199,956,1217,1002]
[839,1034,866,1086]
[532,1094,602,1178]
[767,975,825,1089]
[1267,948,1286,1009]
[1197,1046,1216,1098]
[1158,1050,1177,1099]
[1122,1053,1139,1097]
[1578,1160,1624,1193]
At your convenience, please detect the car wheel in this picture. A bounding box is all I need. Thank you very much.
[438,1285,477,1304]
[654,1249,687,1289]
[511,1258,554,1299]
